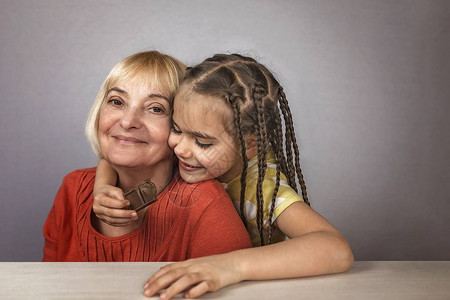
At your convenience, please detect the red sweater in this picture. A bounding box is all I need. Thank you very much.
[43,168,251,261]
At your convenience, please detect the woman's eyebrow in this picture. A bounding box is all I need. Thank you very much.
[106,87,168,101]
[107,87,127,95]
[148,93,169,101]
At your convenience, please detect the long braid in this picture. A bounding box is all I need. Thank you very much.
[267,165,281,244]
[254,119,264,244]
[267,103,286,243]
[229,95,248,227]
[271,101,289,178]
[254,84,268,245]
[278,92,299,191]
[279,101,296,189]
[279,88,309,205]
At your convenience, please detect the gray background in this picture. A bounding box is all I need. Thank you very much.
[1,0,449,261]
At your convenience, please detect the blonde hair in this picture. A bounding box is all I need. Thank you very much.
[85,51,185,157]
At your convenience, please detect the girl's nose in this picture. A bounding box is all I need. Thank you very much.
[120,107,142,130]
[173,136,192,159]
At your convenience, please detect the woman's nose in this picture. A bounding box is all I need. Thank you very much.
[120,107,142,130]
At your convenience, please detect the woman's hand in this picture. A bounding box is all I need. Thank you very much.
[92,185,138,227]
[143,253,243,299]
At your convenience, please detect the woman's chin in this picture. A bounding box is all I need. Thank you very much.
[103,156,143,169]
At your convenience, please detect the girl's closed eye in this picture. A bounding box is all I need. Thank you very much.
[195,139,212,149]
[171,124,182,134]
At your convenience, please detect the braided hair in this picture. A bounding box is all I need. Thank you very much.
[180,54,309,245]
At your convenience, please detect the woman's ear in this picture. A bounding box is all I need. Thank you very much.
[244,134,257,159]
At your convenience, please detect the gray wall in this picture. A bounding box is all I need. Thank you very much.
[1,0,449,261]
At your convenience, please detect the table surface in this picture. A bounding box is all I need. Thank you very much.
[1,261,449,299]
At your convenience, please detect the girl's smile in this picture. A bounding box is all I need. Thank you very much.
[178,160,203,171]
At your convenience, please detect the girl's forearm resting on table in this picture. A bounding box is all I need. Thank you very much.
[144,229,353,299]
[143,202,353,299]
[232,231,353,280]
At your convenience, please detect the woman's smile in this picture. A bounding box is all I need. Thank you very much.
[112,134,147,144]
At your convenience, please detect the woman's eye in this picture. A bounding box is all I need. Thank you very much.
[150,107,162,113]
[108,99,123,106]
[195,139,212,149]
[148,105,167,114]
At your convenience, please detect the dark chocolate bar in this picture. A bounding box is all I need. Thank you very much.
[123,178,157,211]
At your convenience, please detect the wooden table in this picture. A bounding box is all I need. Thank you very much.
[1,261,449,299]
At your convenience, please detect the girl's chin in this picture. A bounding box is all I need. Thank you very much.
[179,170,214,184]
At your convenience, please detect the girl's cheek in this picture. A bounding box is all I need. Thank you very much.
[167,132,178,149]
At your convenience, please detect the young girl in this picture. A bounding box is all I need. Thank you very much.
[93,54,353,298]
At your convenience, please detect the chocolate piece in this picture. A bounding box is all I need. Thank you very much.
[123,178,157,212]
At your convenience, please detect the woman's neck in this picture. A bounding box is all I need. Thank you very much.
[114,160,174,194]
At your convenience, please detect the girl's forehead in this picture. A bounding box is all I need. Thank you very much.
[174,100,213,124]
[173,93,233,129]
[174,92,230,114]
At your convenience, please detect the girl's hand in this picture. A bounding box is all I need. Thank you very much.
[92,185,138,227]
[143,254,243,299]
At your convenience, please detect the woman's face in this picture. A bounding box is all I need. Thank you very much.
[98,79,173,170]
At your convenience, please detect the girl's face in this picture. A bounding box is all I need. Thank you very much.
[98,79,173,171]
[168,94,242,184]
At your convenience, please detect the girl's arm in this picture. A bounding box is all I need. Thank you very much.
[92,159,138,228]
[143,202,353,299]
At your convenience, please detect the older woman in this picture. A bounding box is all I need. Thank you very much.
[42,51,251,261]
